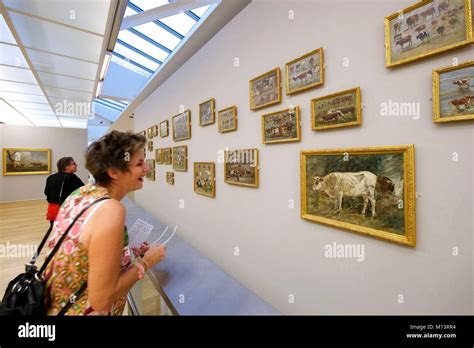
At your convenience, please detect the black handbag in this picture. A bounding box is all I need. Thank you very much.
[0,197,109,316]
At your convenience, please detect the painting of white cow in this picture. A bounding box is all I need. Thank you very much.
[301,145,416,246]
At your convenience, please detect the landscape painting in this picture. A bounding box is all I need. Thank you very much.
[224,149,259,188]
[300,145,416,246]
[172,110,191,141]
[286,47,324,95]
[3,148,51,175]
[311,87,361,130]
[433,60,474,122]
[262,106,301,144]
[199,98,215,126]
[249,68,281,110]
[194,162,215,197]
[172,145,187,171]
[385,0,473,67]
[218,106,237,133]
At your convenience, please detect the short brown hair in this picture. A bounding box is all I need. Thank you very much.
[86,130,146,186]
[57,157,74,172]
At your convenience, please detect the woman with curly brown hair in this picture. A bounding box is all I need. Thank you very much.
[44,130,166,315]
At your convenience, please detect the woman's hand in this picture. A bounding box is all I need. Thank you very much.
[143,244,167,266]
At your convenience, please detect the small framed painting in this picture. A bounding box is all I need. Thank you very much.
[146,159,155,181]
[285,47,324,95]
[3,148,51,175]
[224,148,259,188]
[162,147,172,165]
[166,172,174,185]
[311,87,362,130]
[155,148,163,164]
[249,67,281,110]
[199,98,215,126]
[160,120,169,138]
[262,106,301,144]
[172,145,187,171]
[194,162,215,197]
[147,127,153,139]
[218,106,237,133]
[147,141,154,152]
[172,110,191,141]
[432,60,474,122]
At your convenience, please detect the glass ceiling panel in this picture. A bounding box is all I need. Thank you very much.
[0,99,31,125]
[118,30,169,62]
[114,42,159,71]
[110,55,152,78]
[160,12,196,37]
[0,14,17,44]
[0,43,29,68]
[191,5,211,17]
[0,91,49,103]
[134,22,180,51]
[59,116,88,129]
[0,65,36,84]
[129,0,169,12]
[0,80,42,95]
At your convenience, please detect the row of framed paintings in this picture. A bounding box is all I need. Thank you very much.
[144,144,416,247]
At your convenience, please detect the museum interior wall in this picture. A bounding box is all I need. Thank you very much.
[130,0,473,314]
[0,124,88,202]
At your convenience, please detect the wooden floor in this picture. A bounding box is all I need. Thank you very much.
[0,199,171,315]
[0,200,50,295]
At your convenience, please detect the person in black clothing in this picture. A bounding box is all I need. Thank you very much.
[44,157,84,227]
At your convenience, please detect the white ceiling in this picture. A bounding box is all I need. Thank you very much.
[0,0,114,128]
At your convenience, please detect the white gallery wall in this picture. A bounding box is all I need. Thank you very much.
[131,0,473,314]
[0,124,88,202]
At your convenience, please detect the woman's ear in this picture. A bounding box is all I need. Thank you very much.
[106,167,120,180]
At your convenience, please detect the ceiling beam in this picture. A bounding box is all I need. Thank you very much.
[120,0,220,30]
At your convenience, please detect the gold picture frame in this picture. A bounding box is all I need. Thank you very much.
[249,67,282,110]
[162,147,172,165]
[285,47,324,95]
[311,87,362,131]
[155,148,163,164]
[194,162,215,197]
[146,159,155,181]
[3,148,51,176]
[172,110,191,141]
[301,145,416,247]
[199,98,215,126]
[218,106,238,133]
[147,127,153,139]
[147,141,154,152]
[385,0,473,68]
[166,172,174,185]
[172,145,187,171]
[432,60,474,123]
[262,106,301,144]
[160,120,169,138]
[224,148,259,188]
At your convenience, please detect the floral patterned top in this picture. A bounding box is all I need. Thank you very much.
[44,184,131,315]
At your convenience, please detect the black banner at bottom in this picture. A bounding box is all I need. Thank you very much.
[0,316,472,346]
